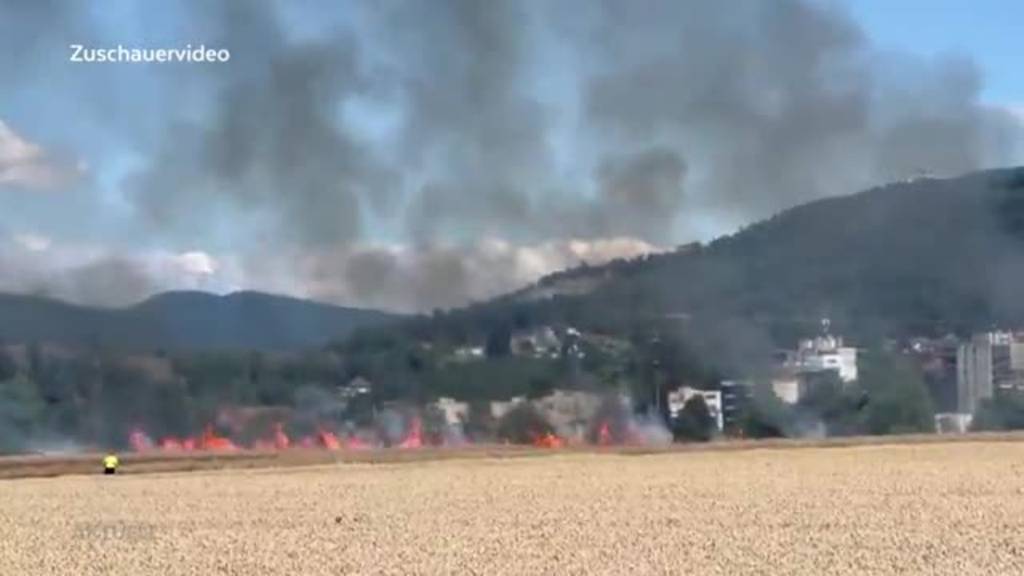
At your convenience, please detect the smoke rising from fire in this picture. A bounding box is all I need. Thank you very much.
[0,0,1022,310]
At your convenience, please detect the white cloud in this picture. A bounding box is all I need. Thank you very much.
[0,119,85,190]
[168,251,218,277]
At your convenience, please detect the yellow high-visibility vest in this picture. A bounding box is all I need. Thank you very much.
[103,454,119,469]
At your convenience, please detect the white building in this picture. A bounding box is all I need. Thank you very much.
[768,330,858,405]
[789,334,858,383]
[667,387,723,431]
[452,346,485,362]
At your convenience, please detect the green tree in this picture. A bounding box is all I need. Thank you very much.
[858,350,934,435]
[673,395,715,441]
[421,404,449,445]
[496,403,553,444]
[972,393,1024,431]
[527,376,554,400]
[741,382,791,438]
[796,371,866,436]
[0,345,16,381]
[0,375,45,453]
[485,326,511,358]
[464,401,497,441]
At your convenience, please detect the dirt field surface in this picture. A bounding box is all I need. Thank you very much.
[3,441,1024,575]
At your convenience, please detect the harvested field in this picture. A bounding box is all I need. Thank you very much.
[3,441,1024,575]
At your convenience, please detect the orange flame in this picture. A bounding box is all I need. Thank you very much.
[533,432,564,448]
[346,436,371,450]
[317,427,341,450]
[272,422,290,450]
[159,437,184,451]
[251,439,274,451]
[397,417,423,449]
[128,427,153,452]
[199,424,238,451]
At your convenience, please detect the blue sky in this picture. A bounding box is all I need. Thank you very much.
[844,0,1023,105]
[0,1,1021,311]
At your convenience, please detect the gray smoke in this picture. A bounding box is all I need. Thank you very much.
[0,239,153,308]
[126,2,396,247]
[592,147,688,243]
[2,0,1022,310]
[298,238,654,313]
[379,0,551,242]
[57,258,156,308]
[581,0,1022,228]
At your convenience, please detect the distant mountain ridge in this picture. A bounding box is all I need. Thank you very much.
[0,290,400,350]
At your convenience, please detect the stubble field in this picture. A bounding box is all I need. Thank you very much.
[3,441,1024,575]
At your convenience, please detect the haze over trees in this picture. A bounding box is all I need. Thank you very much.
[0,169,1023,451]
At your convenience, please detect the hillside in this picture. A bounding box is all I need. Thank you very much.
[0,291,399,351]
[395,167,1024,357]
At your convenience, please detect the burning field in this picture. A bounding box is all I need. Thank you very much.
[111,393,672,458]
[4,440,1024,575]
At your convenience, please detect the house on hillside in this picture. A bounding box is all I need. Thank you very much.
[510,326,561,358]
[340,376,372,398]
[452,346,485,362]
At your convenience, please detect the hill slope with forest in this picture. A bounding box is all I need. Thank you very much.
[387,167,1024,368]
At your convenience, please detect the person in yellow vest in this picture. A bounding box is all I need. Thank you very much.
[103,453,119,475]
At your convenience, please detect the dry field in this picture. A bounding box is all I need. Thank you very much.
[3,441,1024,575]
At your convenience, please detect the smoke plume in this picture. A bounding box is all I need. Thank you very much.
[0,0,1021,310]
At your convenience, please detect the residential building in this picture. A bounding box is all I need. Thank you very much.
[768,329,858,405]
[453,346,485,362]
[786,334,858,383]
[510,326,562,358]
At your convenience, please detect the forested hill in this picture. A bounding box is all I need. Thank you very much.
[0,290,399,351]
[394,167,1024,352]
